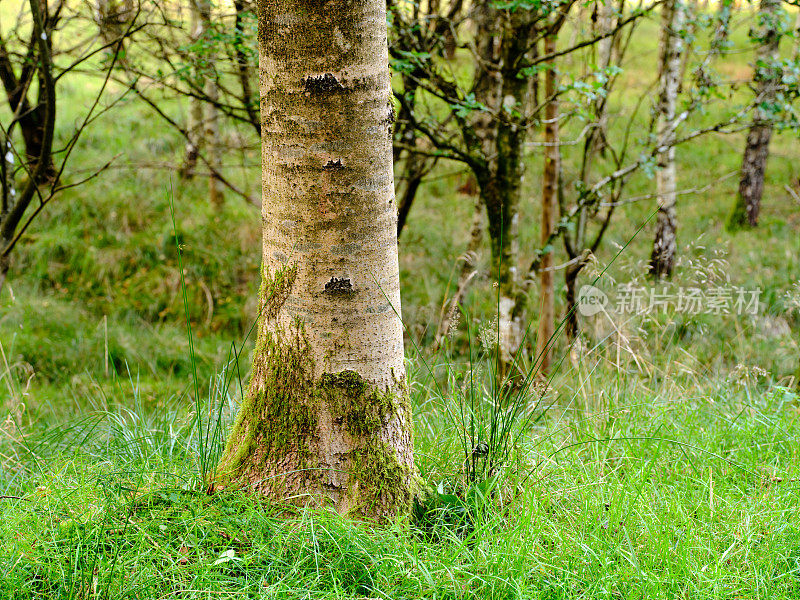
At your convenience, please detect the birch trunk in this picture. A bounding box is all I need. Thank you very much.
[181,0,223,208]
[214,0,416,521]
[204,68,224,207]
[180,0,205,180]
[535,32,559,377]
[729,0,781,229]
[649,0,686,279]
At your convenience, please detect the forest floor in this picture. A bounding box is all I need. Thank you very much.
[1,10,800,600]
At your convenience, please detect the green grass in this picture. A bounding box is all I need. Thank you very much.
[2,371,799,598]
[1,3,799,599]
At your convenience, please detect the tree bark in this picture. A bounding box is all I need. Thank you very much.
[204,70,224,207]
[0,252,8,296]
[729,0,781,230]
[395,150,426,237]
[564,263,579,341]
[180,0,205,180]
[483,11,536,379]
[180,0,223,207]
[535,32,559,378]
[650,0,686,279]
[214,0,416,521]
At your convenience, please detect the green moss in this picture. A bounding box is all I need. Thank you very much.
[318,370,398,438]
[215,266,417,517]
[259,263,298,321]
[347,443,415,519]
[318,370,416,519]
[214,264,320,493]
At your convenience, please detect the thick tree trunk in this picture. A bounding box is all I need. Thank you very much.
[214,0,416,521]
[535,32,559,377]
[729,0,781,230]
[650,0,686,279]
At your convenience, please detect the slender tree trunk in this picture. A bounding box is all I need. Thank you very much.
[564,263,579,341]
[204,69,224,207]
[180,0,204,180]
[0,253,8,296]
[199,0,224,206]
[180,0,223,206]
[214,0,416,520]
[650,0,686,279]
[486,12,535,379]
[593,0,615,151]
[395,150,426,236]
[535,32,559,378]
[729,0,781,229]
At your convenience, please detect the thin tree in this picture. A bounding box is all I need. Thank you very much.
[213,0,417,520]
[535,29,560,376]
[1,0,131,293]
[650,0,687,278]
[728,0,783,229]
[180,0,224,206]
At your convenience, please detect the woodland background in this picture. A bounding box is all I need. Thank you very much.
[1,0,800,597]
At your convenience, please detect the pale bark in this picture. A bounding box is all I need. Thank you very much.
[215,0,415,520]
[204,72,224,206]
[593,0,616,150]
[180,0,205,180]
[650,0,686,279]
[729,0,781,229]
[181,0,223,207]
[535,32,559,377]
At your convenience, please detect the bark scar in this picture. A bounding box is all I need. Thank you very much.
[303,73,344,95]
[323,159,345,171]
[324,277,353,294]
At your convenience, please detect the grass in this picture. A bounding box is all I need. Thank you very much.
[0,3,799,599]
[2,370,799,598]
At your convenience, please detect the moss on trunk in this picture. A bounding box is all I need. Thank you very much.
[214,266,417,520]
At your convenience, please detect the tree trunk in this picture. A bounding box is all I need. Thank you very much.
[564,263,579,341]
[0,251,8,296]
[180,0,223,206]
[214,0,416,521]
[395,150,426,237]
[204,71,224,207]
[650,0,686,279]
[535,32,559,378]
[483,12,535,380]
[729,0,781,230]
[592,0,616,152]
[180,0,205,180]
